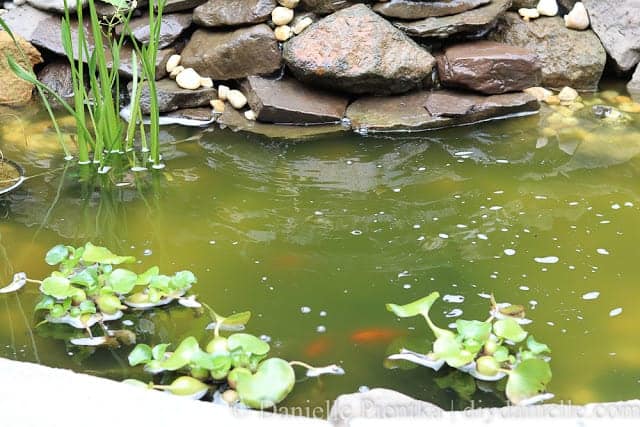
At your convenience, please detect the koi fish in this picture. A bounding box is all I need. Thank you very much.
[304,335,333,358]
[350,327,404,344]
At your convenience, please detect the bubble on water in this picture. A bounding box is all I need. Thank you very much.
[445,308,463,318]
[611,203,621,210]
[504,249,516,256]
[519,286,530,291]
[569,201,579,206]
[122,320,134,326]
[262,276,268,282]
[393,188,401,193]
[489,206,503,211]
[456,224,468,229]
[496,159,509,164]
[398,270,410,278]
[454,151,473,156]
[300,306,311,314]
[534,256,559,264]
[209,240,216,245]
[316,325,326,333]
[417,236,425,241]
[609,307,623,317]
[351,230,362,236]
[314,211,323,216]
[260,335,271,343]
[582,291,600,300]
[418,166,426,171]
[358,385,370,393]
[438,233,449,239]
[478,293,491,299]
[478,234,488,240]
[413,224,421,229]
[546,321,555,327]
[624,202,634,207]
[596,248,609,255]
[403,284,412,289]
[443,294,464,303]
[143,249,152,256]
[319,311,327,317]
[346,160,353,165]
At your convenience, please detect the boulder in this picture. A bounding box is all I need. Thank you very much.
[26,0,86,13]
[239,76,349,123]
[437,41,541,94]
[116,13,192,49]
[346,89,539,132]
[134,78,217,114]
[165,107,214,122]
[0,4,50,42]
[164,0,207,13]
[193,0,275,27]
[0,32,43,106]
[510,0,537,9]
[283,4,436,95]
[299,0,365,15]
[629,66,640,101]
[581,0,640,72]
[393,0,511,39]
[374,0,490,20]
[490,12,605,90]
[36,60,75,107]
[181,25,281,80]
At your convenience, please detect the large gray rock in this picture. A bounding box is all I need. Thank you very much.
[181,25,282,80]
[164,0,207,13]
[26,0,86,13]
[116,13,192,49]
[393,0,511,39]
[629,66,640,100]
[0,4,50,42]
[193,0,275,27]
[581,0,640,72]
[490,12,606,90]
[510,0,537,9]
[346,89,539,132]
[134,78,217,114]
[239,76,349,124]
[437,41,541,94]
[283,4,436,95]
[299,0,366,15]
[374,0,490,20]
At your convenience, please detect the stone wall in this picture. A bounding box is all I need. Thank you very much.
[1,0,638,133]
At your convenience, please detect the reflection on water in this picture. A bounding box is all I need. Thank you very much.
[1,84,640,412]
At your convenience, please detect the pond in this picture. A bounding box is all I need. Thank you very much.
[1,82,640,413]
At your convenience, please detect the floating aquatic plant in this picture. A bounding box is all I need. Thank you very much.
[385,292,552,405]
[0,243,200,345]
[126,305,344,409]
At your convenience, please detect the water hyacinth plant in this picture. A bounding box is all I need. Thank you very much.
[0,0,165,171]
[0,243,199,345]
[385,292,552,406]
[126,305,345,409]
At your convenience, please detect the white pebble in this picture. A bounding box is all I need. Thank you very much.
[272,6,294,26]
[217,84,230,101]
[536,0,558,17]
[227,89,247,109]
[278,0,299,8]
[244,110,256,121]
[175,68,201,90]
[210,99,225,113]
[292,16,313,34]
[165,54,181,73]
[274,25,293,42]
[200,77,213,88]
[564,2,589,30]
[169,65,184,79]
[519,8,540,20]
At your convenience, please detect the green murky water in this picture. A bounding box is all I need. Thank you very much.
[1,84,640,413]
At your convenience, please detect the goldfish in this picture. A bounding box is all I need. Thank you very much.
[350,327,405,344]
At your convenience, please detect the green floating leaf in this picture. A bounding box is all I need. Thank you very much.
[79,299,96,315]
[41,275,77,299]
[456,319,491,344]
[152,343,170,361]
[224,311,252,326]
[128,344,153,366]
[136,266,159,286]
[433,335,475,368]
[34,296,56,311]
[228,333,270,356]
[82,242,136,265]
[494,318,528,343]
[69,269,96,287]
[45,245,69,265]
[122,379,151,389]
[162,376,208,398]
[506,359,552,405]
[171,270,196,290]
[386,292,453,338]
[527,335,550,354]
[108,269,138,294]
[493,346,510,363]
[160,337,201,371]
[233,358,295,409]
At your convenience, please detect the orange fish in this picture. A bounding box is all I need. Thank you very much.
[304,335,333,358]
[350,327,404,344]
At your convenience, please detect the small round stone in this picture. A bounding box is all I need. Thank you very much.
[217,84,230,101]
[278,0,299,8]
[227,89,247,109]
[536,0,558,17]
[244,110,257,121]
[200,77,213,88]
[292,16,313,34]
[175,68,201,90]
[210,99,225,113]
[272,6,294,26]
[169,65,184,79]
[274,25,292,41]
[165,54,181,73]
[564,2,590,30]
[519,8,539,20]
[558,86,579,104]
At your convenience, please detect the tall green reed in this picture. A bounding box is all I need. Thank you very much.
[1,0,165,171]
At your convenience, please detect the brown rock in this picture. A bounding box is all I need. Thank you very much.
[239,76,349,124]
[164,0,207,13]
[374,0,490,20]
[181,25,282,80]
[165,107,214,122]
[283,4,436,95]
[116,13,192,48]
[393,0,511,38]
[193,0,276,27]
[490,12,606,90]
[437,41,541,94]
[299,0,365,15]
[134,78,217,114]
[0,32,43,106]
[346,89,539,132]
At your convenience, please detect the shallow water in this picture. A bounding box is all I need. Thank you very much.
[1,84,640,413]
